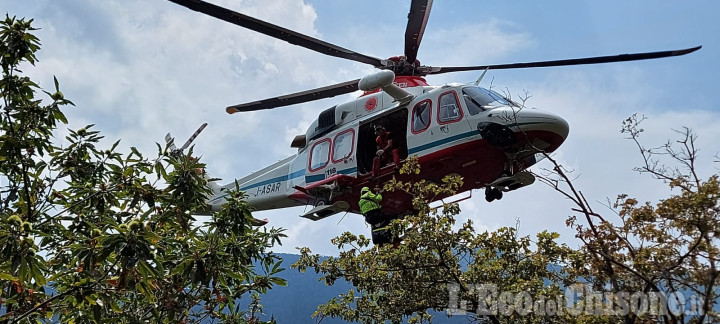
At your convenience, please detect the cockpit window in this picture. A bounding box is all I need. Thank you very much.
[462,86,512,115]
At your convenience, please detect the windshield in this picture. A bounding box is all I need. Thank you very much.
[462,86,513,115]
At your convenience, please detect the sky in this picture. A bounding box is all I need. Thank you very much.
[3,0,719,256]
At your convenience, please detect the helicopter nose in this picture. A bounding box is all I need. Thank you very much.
[537,110,569,140]
[478,107,569,150]
[512,109,567,136]
[511,108,570,152]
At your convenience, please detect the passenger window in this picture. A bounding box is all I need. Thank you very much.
[438,91,462,123]
[309,139,330,171]
[332,130,354,162]
[412,100,431,133]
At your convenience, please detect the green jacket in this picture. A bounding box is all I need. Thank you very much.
[358,187,382,214]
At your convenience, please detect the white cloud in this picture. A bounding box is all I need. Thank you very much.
[4,0,718,254]
[423,19,535,67]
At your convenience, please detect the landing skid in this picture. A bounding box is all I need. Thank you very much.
[484,171,535,202]
[300,201,351,221]
[293,174,356,219]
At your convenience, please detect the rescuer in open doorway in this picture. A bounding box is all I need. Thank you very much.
[372,125,401,178]
[359,185,396,246]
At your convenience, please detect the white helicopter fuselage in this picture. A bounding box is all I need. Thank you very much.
[207,75,569,217]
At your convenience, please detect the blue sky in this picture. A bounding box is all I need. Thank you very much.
[3,0,719,255]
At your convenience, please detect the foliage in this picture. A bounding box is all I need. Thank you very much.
[0,15,285,323]
[295,119,718,323]
[294,157,583,323]
[536,113,719,323]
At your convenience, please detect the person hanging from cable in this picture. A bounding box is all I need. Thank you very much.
[358,185,396,246]
[372,124,401,178]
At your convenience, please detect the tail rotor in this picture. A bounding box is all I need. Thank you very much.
[165,123,208,155]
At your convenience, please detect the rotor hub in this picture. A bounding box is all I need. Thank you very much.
[386,55,423,76]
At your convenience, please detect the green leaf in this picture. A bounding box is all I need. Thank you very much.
[109,300,122,314]
[155,162,168,180]
[29,257,46,286]
[137,260,157,279]
[84,295,97,305]
[269,277,287,287]
[110,139,120,152]
[171,259,193,276]
[130,146,140,158]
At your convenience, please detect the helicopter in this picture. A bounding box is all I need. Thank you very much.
[165,0,700,221]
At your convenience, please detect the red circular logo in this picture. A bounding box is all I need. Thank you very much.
[365,97,377,111]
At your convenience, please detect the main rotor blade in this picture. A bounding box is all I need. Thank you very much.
[167,0,386,67]
[404,0,433,64]
[226,79,360,113]
[425,46,702,75]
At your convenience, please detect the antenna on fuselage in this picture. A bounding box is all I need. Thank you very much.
[473,67,490,86]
